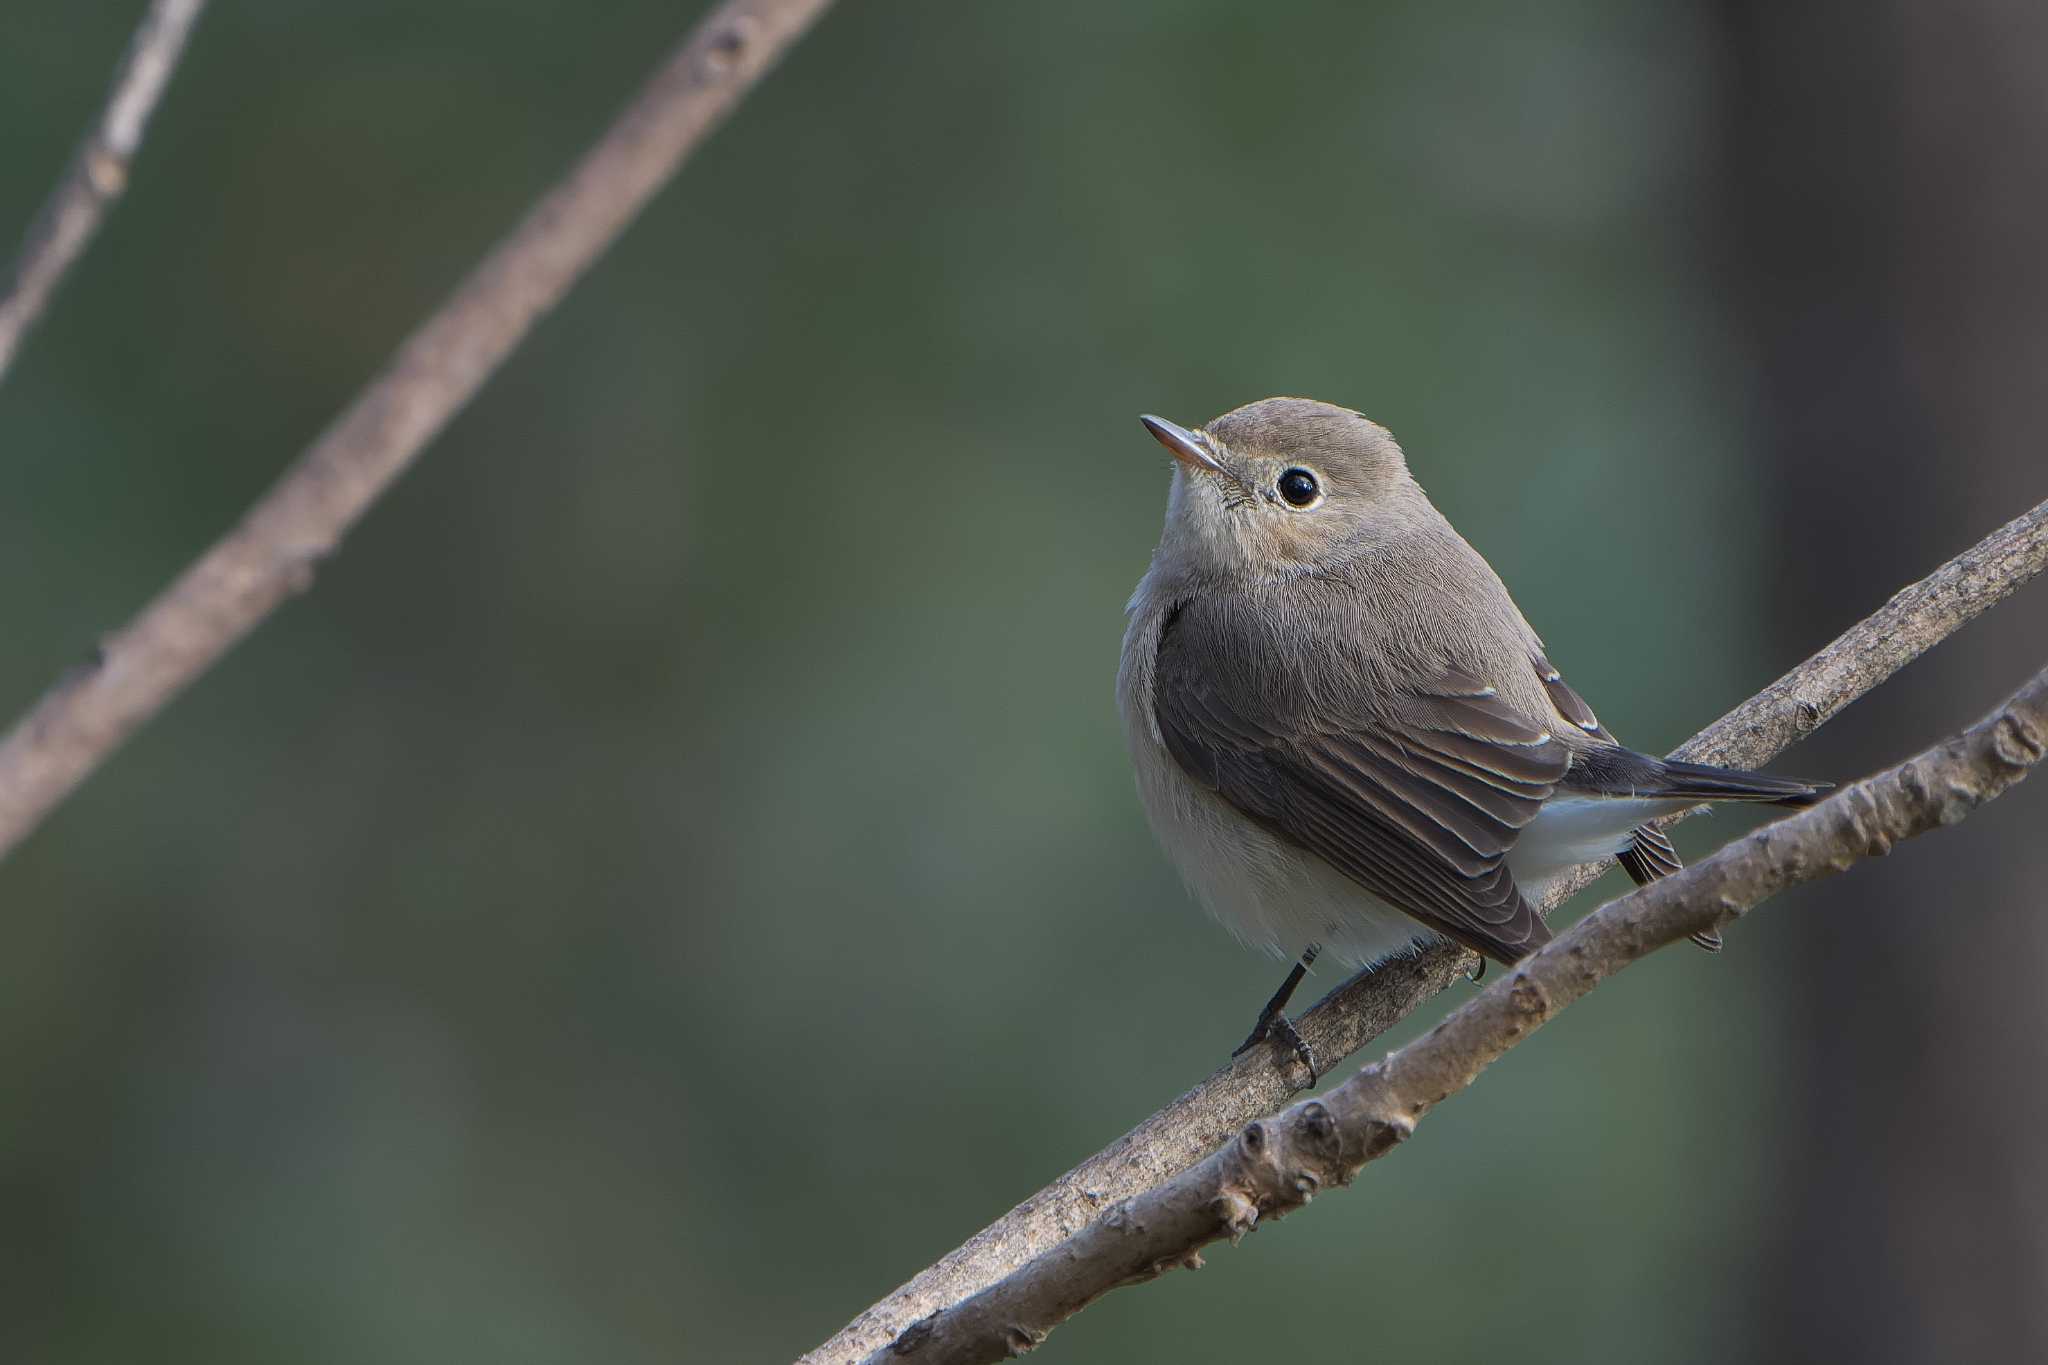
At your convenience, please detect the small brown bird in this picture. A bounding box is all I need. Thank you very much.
[1117,397,1826,1073]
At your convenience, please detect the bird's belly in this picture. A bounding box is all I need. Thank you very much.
[1129,733,1433,968]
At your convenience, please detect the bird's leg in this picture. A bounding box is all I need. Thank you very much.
[1233,945,1320,1082]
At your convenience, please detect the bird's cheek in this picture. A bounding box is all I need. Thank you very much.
[1264,516,1328,568]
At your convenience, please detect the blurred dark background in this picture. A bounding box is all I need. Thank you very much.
[1,3,2041,1361]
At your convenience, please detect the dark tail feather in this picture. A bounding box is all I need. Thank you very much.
[1646,758,1830,807]
[1616,825,1722,952]
[1569,748,1832,952]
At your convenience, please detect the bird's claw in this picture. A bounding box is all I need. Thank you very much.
[1232,1009,1318,1085]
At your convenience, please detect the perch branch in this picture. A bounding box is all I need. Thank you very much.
[878,658,2048,1364]
[0,0,839,860]
[806,494,2048,1364]
[0,0,210,384]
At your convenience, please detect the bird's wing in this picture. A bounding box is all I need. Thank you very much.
[1542,646,1811,954]
[1154,634,1571,965]
[1536,648,1827,803]
[1533,649,1616,742]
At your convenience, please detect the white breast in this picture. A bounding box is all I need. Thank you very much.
[1122,713,1434,966]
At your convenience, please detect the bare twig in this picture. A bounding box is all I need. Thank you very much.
[806,495,2048,1364]
[0,0,839,860]
[0,0,209,384]
[878,659,2048,1364]
[1539,490,2048,908]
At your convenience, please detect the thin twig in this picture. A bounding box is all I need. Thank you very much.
[806,494,2048,1364]
[0,0,839,859]
[0,0,209,384]
[878,659,2048,1364]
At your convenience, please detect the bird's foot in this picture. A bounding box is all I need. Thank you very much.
[1232,1006,1318,1085]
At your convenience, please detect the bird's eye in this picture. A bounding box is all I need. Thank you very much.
[1277,468,1320,507]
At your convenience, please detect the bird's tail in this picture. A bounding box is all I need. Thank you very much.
[1648,758,1831,807]
[1617,824,1722,952]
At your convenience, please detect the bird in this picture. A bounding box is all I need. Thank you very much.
[1116,397,1827,1077]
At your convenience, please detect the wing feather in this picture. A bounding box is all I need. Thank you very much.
[1533,650,1611,739]
[1533,652,1734,952]
[1153,625,1571,964]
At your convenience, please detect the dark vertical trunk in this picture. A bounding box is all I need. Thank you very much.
[1716,4,2048,1360]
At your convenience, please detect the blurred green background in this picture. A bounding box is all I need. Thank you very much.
[3,3,2043,1362]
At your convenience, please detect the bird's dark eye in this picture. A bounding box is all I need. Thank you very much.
[1277,468,1320,506]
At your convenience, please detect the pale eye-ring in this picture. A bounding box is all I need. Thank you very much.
[1277,468,1320,507]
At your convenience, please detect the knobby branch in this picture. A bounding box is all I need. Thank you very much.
[877,658,2048,1365]
[808,496,2048,1365]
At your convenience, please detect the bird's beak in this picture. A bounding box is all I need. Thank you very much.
[1139,414,1225,475]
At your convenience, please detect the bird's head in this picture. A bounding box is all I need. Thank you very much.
[1139,396,1421,582]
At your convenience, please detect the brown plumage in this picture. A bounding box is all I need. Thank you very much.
[1119,397,1827,990]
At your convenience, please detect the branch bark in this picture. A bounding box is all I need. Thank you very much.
[0,0,210,385]
[0,0,839,861]
[806,494,2048,1364]
[877,658,2048,1365]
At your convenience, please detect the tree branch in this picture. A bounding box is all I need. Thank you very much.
[0,0,210,385]
[878,658,2048,1365]
[0,0,839,861]
[805,495,2048,1364]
